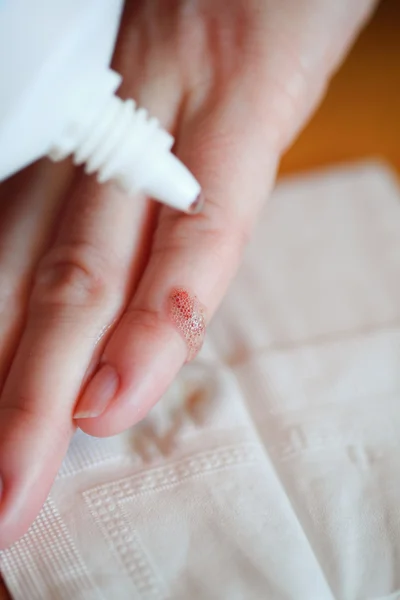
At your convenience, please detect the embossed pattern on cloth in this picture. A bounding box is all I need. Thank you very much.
[0,498,95,600]
[2,164,400,600]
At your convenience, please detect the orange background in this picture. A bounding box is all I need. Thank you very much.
[280,0,400,176]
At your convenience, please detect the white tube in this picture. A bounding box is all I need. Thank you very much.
[0,0,201,213]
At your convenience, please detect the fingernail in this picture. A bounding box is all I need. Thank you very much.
[74,364,119,419]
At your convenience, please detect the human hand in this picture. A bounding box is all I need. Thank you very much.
[0,0,376,547]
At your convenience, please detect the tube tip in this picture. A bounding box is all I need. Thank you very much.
[139,151,201,213]
[188,192,205,215]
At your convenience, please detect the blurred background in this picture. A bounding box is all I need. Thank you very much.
[279,0,399,176]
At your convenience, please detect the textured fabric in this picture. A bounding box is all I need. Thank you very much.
[1,162,400,600]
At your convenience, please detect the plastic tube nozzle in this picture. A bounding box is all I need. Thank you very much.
[50,75,201,213]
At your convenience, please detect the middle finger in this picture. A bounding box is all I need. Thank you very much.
[0,171,152,547]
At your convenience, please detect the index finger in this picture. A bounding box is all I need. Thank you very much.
[75,81,277,436]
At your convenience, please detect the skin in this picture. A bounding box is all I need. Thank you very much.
[0,0,376,549]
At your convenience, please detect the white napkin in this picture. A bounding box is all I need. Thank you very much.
[1,161,400,600]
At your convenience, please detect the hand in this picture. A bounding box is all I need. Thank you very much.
[0,0,376,547]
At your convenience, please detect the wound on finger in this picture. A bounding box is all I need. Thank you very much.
[168,288,206,362]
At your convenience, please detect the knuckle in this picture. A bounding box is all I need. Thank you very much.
[32,244,116,309]
[124,305,167,339]
[123,305,176,350]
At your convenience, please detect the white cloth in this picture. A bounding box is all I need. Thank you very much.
[1,161,400,600]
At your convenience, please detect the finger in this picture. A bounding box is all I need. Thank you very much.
[76,76,278,437]
[74,0,378,437]
[0,159,71,388]
[0,158,173,548]
[0,13,188,544]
